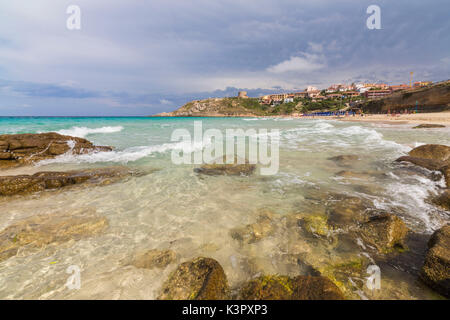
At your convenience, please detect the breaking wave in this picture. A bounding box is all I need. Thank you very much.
[56,126,124,138]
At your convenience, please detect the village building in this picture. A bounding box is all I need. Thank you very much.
[238,91,248,98]
[414,81,433,88]
[364,89,392,99]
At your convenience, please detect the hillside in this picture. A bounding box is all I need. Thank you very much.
[153,96,348,117]
[359,80,450,113]
[153,97,299,117]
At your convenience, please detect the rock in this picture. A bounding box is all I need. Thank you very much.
[432,190,450,211]
[0,211,108,262]
[335,170,383,180]
[229,211,276,244]
[395,156,445,171]
[158,257,230,300]
[328,155,359,167]
[0,166,139,196]
[0,133,112,169]
[420,225,450,298]
[238,275,344,300]
[359,214,409,253]
[441,165,450,188]
[194,156,256,176]
[413,124,446,129]
[326,195,370,228]
[408,144,450,163]
[302,215,330,237]
[131,249,177,269]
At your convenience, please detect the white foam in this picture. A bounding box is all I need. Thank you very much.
[55,126,124,138]
[37,140,205,165]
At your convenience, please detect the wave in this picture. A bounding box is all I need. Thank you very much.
[55,126,124,138]
[37,140,205,165]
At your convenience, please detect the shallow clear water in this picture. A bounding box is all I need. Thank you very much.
[0,117,449,299]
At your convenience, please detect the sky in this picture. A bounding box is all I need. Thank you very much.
[0,0,449,116]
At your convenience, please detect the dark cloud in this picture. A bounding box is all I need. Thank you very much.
[0,0,448,115]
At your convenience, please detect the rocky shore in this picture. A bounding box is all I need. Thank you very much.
[0,132,448,300]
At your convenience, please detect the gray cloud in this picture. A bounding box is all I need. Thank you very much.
[0,0,449,115]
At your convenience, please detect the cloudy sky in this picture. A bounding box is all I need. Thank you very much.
[0,0,449,116]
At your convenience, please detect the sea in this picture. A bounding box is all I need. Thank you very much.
[0,116,449,299]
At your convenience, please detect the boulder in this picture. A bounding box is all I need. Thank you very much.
[432,190,450,211]
[0,132,112,169]
[413,124,446,129]
[441,165,450,188]
[408,144,450,163]
[0,211,108,262]
[359,213,409,253]
[327,155,359,167]
[395,156,445,171]
[130,249,177,269]
[420,225,450,298]
[238,275,344,300]
[0,166,140,196]
[158,257,230,300]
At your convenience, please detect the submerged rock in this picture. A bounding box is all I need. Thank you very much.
[158,257,230,300]
[130,249,177,269]
[302,215,331,237]
[0,133,112,169]
[0,210,108,262]
[0,166,140,196]
[326,195,370,228]
[413,124,446,129]
[359,213,409,253]
[420,225,450,298]
[194,156,256,176]
[230,211,276,244]
[327,155,359,167]
[238,275,344,300]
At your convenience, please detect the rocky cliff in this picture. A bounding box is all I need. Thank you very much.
[153,97,269,117]
[360,80,450,113]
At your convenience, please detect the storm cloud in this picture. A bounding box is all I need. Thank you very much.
[0,0,449,115]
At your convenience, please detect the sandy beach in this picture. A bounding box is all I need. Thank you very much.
[335,112,450,125]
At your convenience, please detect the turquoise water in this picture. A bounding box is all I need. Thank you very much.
[0,117,449,299]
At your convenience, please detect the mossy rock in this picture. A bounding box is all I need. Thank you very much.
[359,213,409,254]
[302,215,330,237]
[239,275,344,300]
[317,256,368,298]
[194,155,256,176]
[158,257,230,300]
[420,225,450,298]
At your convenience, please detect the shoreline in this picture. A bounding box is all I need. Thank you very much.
[151,112,450,126]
